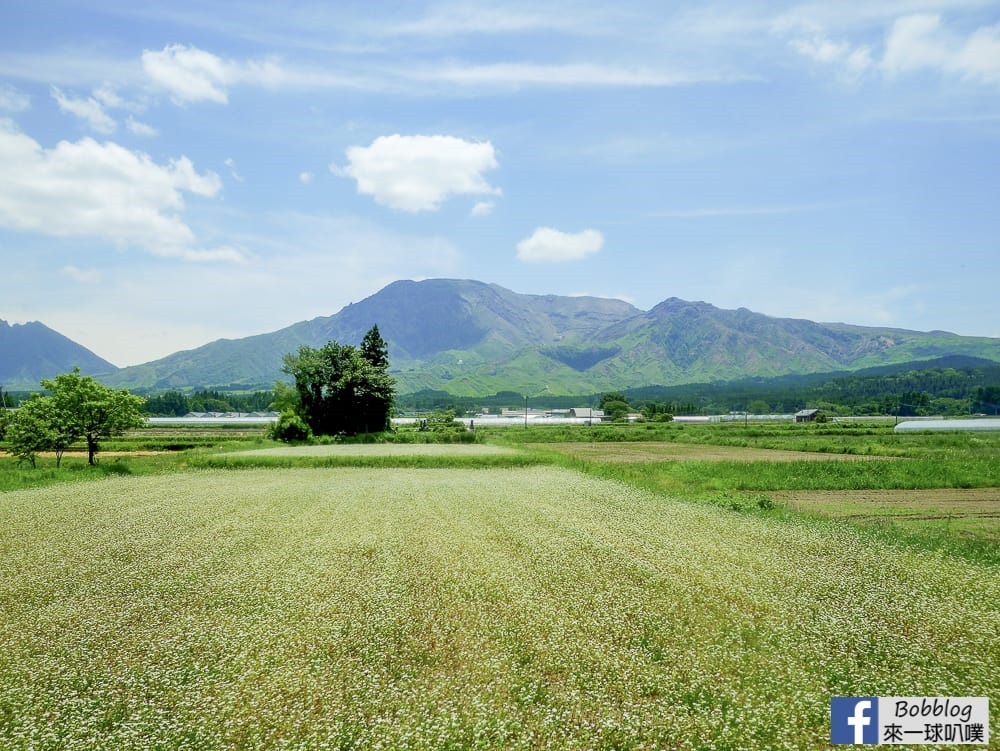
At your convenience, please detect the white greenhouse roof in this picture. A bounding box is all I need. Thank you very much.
[894,418,1000,432]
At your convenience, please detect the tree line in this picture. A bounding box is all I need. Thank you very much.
[141,389,275,416]
[624,357,1000,417]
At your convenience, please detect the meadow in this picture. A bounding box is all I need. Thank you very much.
[0,421,997,749]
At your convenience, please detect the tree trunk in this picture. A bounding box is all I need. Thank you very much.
[87,437,97,465]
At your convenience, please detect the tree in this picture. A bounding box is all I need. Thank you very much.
[6,399,56,468]
[0,406,9,444]
[599,391,630,421]
[360,324,390,371]
[267,411,313,443]
[23,396,77,467]
[40,368,146,465]
[641,402,674,422]
[281,326,395,437]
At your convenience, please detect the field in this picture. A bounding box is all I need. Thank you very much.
[773,488,1000,541]
[528,441,888,463]
[0,422,997,749]
[230,443,518,457]
[516,428,1000,557]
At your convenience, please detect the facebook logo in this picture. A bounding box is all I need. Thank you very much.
[832,697,879,744]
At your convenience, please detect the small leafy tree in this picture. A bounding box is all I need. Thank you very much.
[641,402,674,422]
[599,391,631,421]
[41,368,146,465]
[7,399,56,468]
[268,411,313,443]
[19,396,77,467]
[426,409,465,433]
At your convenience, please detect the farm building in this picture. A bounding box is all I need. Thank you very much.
[569,408,605,420]
[895,418,1000,432]
[794,409,819,423]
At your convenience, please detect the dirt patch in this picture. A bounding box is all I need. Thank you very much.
[771,488,1000,524]
[771,487,1000,509]
[533,441,887,463]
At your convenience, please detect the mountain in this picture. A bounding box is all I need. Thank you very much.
[0,320,118,389]
[100,279,1000,395]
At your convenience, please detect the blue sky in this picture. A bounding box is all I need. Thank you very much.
[1,1,998,366]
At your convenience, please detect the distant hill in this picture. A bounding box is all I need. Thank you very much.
[621,356,1000,415]
[0,320,117,389]
[101,279,1000,395]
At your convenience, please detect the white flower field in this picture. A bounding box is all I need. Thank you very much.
[0,466,996,749]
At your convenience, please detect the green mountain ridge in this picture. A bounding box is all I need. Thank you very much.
[0,320,118,389]
[64,279,1000,394]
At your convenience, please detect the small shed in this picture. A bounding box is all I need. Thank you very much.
[794,409,819,423]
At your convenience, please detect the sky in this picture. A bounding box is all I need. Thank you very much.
[1,1,998,367]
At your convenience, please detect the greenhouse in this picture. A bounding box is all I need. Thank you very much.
[894,418,1000,432]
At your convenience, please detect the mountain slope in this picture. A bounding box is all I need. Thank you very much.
[100,279,1000,394]
[0,320,117,388]
[103,280,641,391]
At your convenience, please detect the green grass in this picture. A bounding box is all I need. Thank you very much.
[189,452,546,471]
[516,427,1000,563]
[482,420,1000,458]
[1,467,996,750]
[0,454,176,492]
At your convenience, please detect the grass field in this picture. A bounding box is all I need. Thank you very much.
[530,441,891,463]
[1,467,997,750]
[229,443,518,457]
[517,430,1000,559]
[1,422,997,748]
[772,488,1000,542]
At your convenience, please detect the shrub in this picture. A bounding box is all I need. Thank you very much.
[268,411,313,443]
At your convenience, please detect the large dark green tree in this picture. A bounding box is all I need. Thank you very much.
[282,326,395,436]
[360,324,390,371]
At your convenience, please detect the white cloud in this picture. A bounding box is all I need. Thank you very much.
[0,119,236,262]
[883,14,952,76]
[224,157,245,182]
[142,44,233,104]
[125,116,158,137]
[299,171,314,185]
[140,44,347,104]
[516,227,604,263]
[51,86,117,134]
[407,62,735,88]
[790,35,873,79]
[61,265,102,284]
[470,200,495,217]
[959,24,1000,84]
[0,84,30,112]
[92,83,126,110]
[650,202,834,218]
[787,12,1000,86]
[382,6,593,36]
[883,14,1000,84]
[335,134,500,212]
